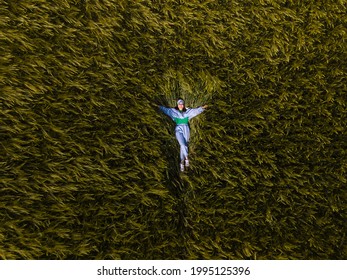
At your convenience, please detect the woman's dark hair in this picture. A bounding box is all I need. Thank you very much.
[175,98,186,111]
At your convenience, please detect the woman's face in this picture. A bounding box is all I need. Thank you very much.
[178,103,185,110]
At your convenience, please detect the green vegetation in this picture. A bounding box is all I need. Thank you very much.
[1,0,346,259]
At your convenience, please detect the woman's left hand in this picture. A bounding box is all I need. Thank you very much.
[202,105,208,109]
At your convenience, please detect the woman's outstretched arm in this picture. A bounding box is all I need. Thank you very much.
[159,106,175,118]
[186,105,208,119]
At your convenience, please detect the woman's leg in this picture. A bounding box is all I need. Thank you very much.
[182,126,190,167]
[175,130,188,162]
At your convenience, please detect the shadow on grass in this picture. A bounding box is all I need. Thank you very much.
[159,131,193,258]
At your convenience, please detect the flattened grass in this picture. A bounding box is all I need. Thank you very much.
[1,0,346,259]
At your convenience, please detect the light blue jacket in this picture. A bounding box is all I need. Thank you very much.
[159,106,205,126]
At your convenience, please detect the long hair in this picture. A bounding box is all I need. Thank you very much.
[175,98,187,111]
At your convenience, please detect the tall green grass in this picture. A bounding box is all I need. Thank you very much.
[1,0,346,259]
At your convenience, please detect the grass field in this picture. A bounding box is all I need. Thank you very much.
[1,0,346,259]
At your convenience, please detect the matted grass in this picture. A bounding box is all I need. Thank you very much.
[1,0,346,259]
